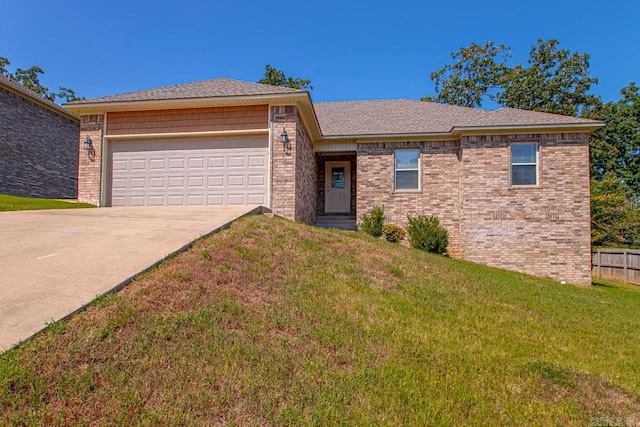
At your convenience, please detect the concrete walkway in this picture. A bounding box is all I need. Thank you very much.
[0,206,260,352]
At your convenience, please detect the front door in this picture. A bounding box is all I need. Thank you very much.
[325,161,351,213]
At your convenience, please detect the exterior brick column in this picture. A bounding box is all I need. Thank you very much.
[269,105,317,224]
[271,106,297,220]
[78,114,104,205]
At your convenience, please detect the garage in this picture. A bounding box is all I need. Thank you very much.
[109,135,268,207]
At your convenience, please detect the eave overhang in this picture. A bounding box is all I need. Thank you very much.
[318,121,604,143]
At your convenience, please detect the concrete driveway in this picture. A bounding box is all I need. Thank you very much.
[0,206,260,352]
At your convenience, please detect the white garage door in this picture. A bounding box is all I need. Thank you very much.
[110,136,268,207]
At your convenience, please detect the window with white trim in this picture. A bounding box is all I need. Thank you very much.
[510,142,538,186]
[395,149,420,190]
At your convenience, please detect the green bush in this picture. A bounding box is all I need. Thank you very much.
[360,205,385,237]
[382,224,406,243]
[406,214,448,254]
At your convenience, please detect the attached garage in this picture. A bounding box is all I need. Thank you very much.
[66,78,319,213]
[108,135,268,207]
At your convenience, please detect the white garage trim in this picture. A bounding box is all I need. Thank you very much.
[107,135,269,207]
[104,128,269,141]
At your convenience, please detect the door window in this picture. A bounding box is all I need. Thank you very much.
[332,167,345,189]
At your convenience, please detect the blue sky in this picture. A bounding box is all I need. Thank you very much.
[2,0,638,107]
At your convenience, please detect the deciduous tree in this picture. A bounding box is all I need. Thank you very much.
[497,39,599,116]
[591,177,640,248]
[585,83,640,201]
[423,39,598,116]
[258,64,312,90]
[421,42,510,108]
[0,56,84,102]
[13,65,52,100]
[0,56,10,77]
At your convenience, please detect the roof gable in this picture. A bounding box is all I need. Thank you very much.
[68,77,304,105]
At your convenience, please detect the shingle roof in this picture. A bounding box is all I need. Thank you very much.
[314,99,602,136]
[0,74,79,121]
[66,77,603,136]
[68,77,304,104]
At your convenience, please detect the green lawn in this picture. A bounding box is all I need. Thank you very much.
[0,193,94,211]
[1,215,639,425]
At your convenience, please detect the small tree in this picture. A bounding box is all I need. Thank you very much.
[406,215,449,254]
[360,205,385,237]
[591,177,640,248]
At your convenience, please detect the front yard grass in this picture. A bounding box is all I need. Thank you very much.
[0,193,94,211]
[1,215,639,425]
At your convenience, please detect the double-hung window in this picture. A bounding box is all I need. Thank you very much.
[395,149,420,191]
[510,143,538,186]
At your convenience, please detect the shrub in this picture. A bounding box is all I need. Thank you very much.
[382,224,406,243]
[360,205,385,237]
[406,214,448,254]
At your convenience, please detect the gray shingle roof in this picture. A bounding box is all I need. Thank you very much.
[314,99,601,136]
[68,77,304,104]
[65,77,603,136]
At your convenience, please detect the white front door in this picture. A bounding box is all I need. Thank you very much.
[325,161,351,213]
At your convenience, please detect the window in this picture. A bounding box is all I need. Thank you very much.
[395,149,420,190]
[331,167,345,189]
[510,143,538,186]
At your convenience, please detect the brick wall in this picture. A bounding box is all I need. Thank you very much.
[460,133,592,285]
[107,105,268,135]
[294,110,317,224]
[317,154,356,215]
[356,134,591,285]
[357,140,462,256]
[0,86,79,198]
[77,114,104,205]
[270,105,317,224]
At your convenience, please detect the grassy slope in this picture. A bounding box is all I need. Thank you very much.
[1,215,639,425]
[0,194,94,211]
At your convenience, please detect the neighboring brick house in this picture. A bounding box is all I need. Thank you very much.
[65,78,602,285]
[0,75,79,198]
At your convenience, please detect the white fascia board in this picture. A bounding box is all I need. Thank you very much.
[317,121,604,142]
[451,122,605,134]
[64,92,309,115]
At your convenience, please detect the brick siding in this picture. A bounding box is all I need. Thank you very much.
[294,110,317,224]
[357,140,462,256]
[356,134,591,285]
[270,105,317,224]
[460,133,592,285]
[0,86,79,198]
[77,114,104,205]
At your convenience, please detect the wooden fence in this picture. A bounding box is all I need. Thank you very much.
[592,248,640,285]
